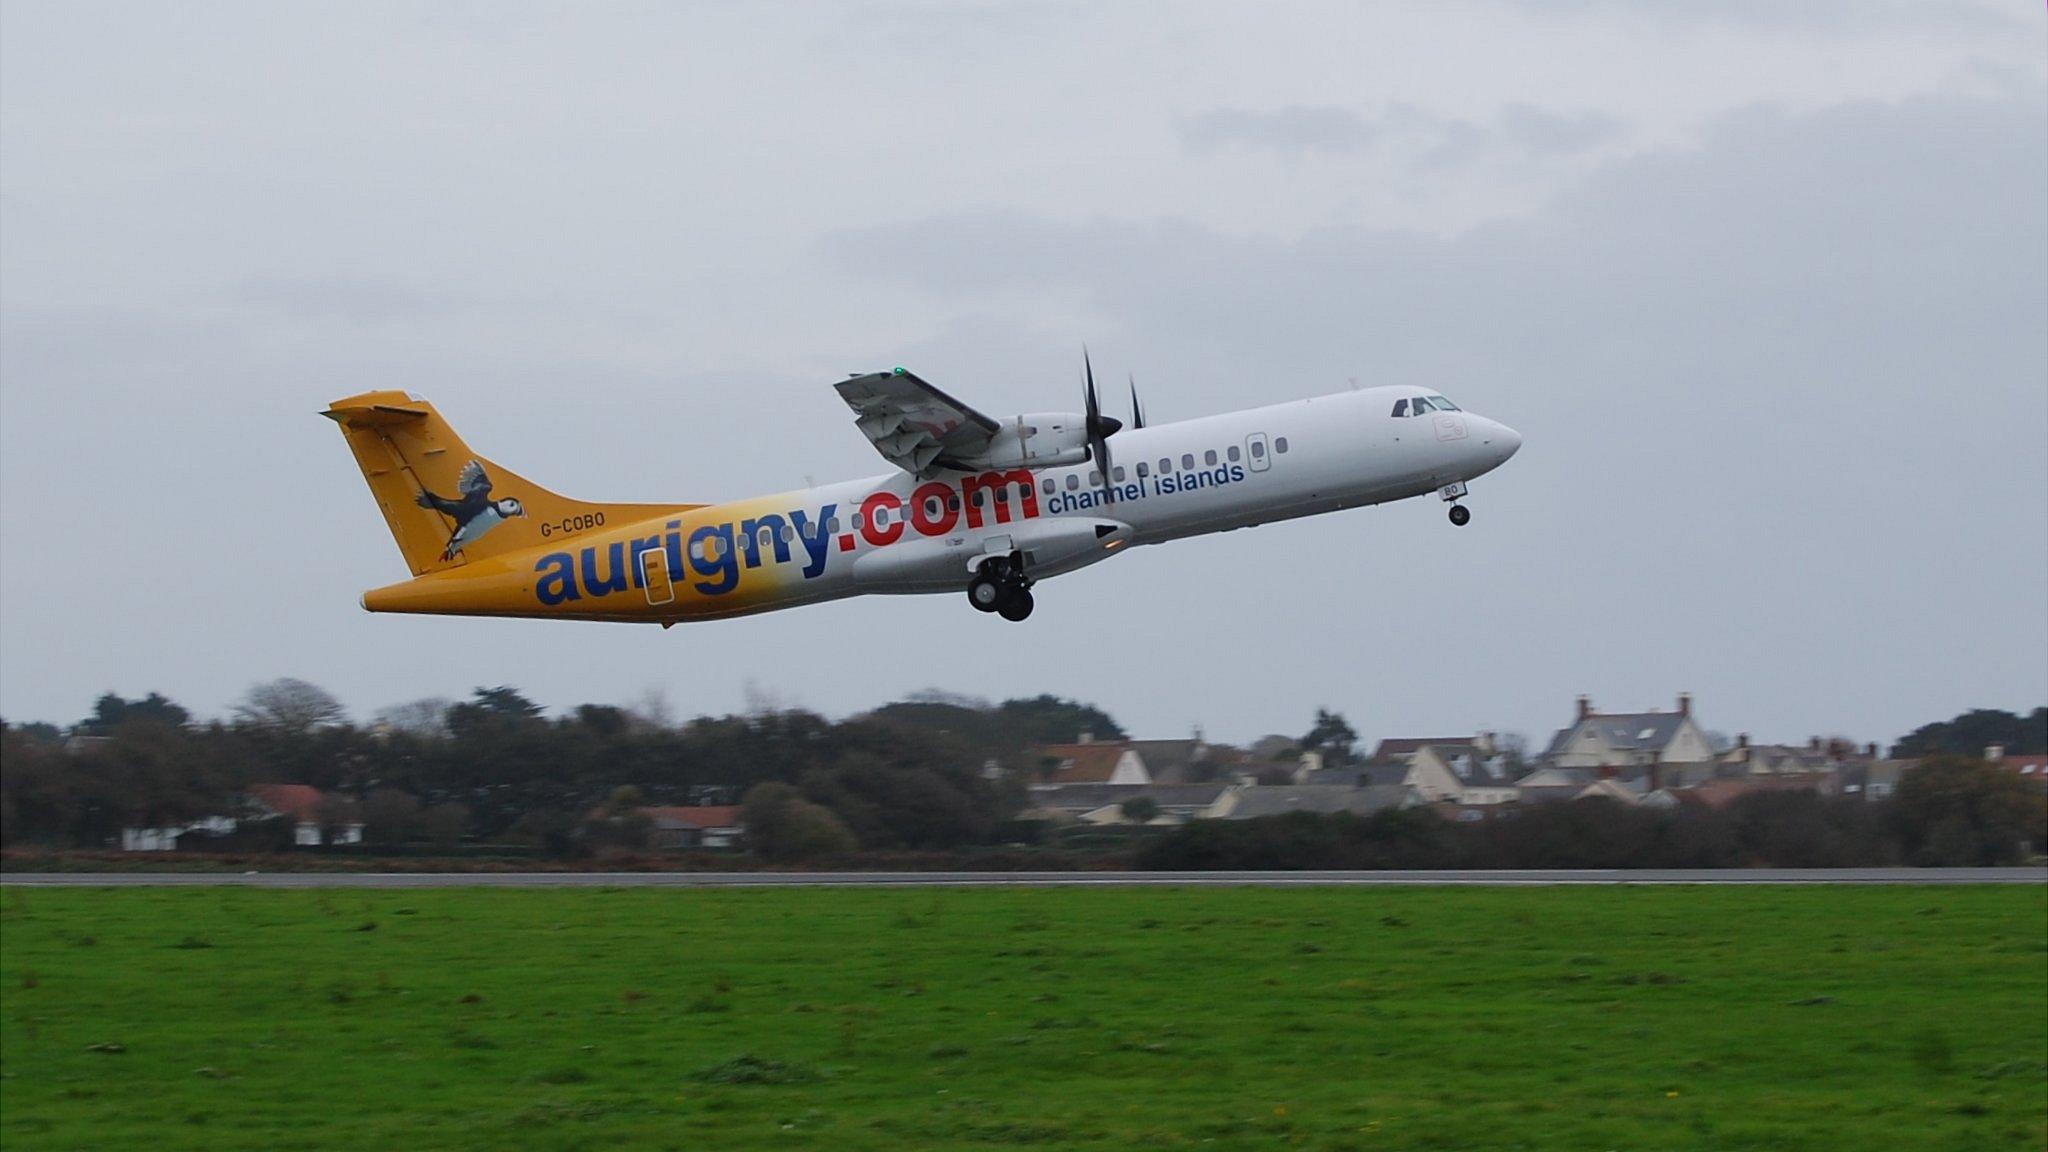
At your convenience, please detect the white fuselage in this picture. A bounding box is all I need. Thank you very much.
[673,384,1520,617]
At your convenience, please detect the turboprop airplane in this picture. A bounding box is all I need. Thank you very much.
[324,359,1520,624]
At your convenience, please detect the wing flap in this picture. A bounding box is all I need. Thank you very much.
[835,369,1000,475]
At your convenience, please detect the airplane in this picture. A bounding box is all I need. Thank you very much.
[323,359,1520,624]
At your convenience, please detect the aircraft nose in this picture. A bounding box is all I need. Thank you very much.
[1494,421,1522,462]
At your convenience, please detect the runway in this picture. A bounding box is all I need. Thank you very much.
[1,867,2041,887]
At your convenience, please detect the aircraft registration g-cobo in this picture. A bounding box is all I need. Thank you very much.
[324,359,1521,624]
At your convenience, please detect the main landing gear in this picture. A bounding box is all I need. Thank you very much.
[968,558,1034,622]
[1440,481,1471,527]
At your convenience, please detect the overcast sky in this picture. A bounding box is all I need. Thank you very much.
[2,1,2043,749]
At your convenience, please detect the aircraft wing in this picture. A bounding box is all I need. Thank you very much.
[835,369,1002,475]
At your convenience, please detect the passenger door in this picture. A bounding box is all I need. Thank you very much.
[1245,432,1271,472]
[641,548,676,607]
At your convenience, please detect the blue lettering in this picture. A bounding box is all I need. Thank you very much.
[628,535,661,589]
[534,552,579,605]
[688,523,738,594]
[580,541,629,597]
[738,513,791,568]
[789,504,835,579]
[663,521,685,580]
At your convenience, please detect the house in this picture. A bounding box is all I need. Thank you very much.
[639,805,745,849]
[1681,772,1835,809]
[1836,758,1916,800]
[1987,747,2048,793]
[248,783,362,847]
[1540,694,1718,787]
[1017,783,1234,825]
[1034,742,1152,787]
[1317,737,1510,804]
[1216,784,1419,820]
[1513,767,1594,804]
[1572,777,1647,805]
[118,815,237,852]
[1124,739,1218,784]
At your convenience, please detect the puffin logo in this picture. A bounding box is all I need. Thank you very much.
[416,460,525,560]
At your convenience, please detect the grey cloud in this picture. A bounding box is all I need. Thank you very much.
[826,91,2048,742]
[1179,101,1625,165]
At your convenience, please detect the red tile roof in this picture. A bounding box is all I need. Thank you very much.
[248,783,325,823]
[1038,743,1131,783]
[640,805,743,829]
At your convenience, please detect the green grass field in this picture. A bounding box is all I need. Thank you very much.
[1,885,2042,1151]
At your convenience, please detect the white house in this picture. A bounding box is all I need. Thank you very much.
[1541,694,1717,787]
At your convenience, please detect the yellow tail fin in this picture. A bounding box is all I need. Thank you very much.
[324,390,700,576]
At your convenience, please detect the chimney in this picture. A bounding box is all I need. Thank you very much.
[1738,732,1750,750]
[1865,742,1878,759]
[1807,736,1820,752]
[1677,692,1692,718]
[1577,695,1593,721]
[1986,744,2005,762]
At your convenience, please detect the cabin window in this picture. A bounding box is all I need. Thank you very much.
[1227,446,1241,462]
[827,517,840,534]
[689,540,705,561]
[1275,437,1289,454]
[1088,470,1101,486]
[1112,466,1126,482]
[1042,479,1055,495]
[1158,457,1171,474]
[1250,440,1265,458]
[1065,474,1079,490]
[1391,399,1408,417]
[946,493,960,512]
[1137,461,1150,478]
[758,527,773,547]
[778,524,793,542]
[1181,454,1195,470]
[1204,450,1217,466]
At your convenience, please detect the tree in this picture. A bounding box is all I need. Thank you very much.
[1301,708,1359,765]
[1893,707,2048,758]
[83,692,190,733]
[1888,756,2044,865]
[234,679,345,734]
[742,782,857,861]
[374,698,452,738]
[993,695,1127,745]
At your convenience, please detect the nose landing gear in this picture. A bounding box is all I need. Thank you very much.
[1440,481,1472,527]
[968,558,1035,621]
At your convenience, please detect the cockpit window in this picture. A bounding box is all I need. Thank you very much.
[1428,395,1460,411]
[1411,397,1436,414]
[1391,399,1408,417]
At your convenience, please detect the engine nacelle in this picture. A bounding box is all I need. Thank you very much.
[955,413,1091,470]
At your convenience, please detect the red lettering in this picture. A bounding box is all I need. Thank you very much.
[910,481,958,536]
[859,491,904,547]
[961,470,1038,528]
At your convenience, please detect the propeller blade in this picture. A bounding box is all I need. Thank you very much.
[1083,348,1119,502]
[1129,374,1145,430]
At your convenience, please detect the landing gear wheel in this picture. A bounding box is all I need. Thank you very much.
[968,571,1004,612]
[996,589,1035,622]
[1448,504,1471,526]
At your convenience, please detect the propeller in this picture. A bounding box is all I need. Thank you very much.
[1128,374,1146,430]
[1083,349,1122,501]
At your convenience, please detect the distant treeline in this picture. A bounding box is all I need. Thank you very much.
[2,683,2041,867]
[1141,765,2045,870]
[0,681,1121,855]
